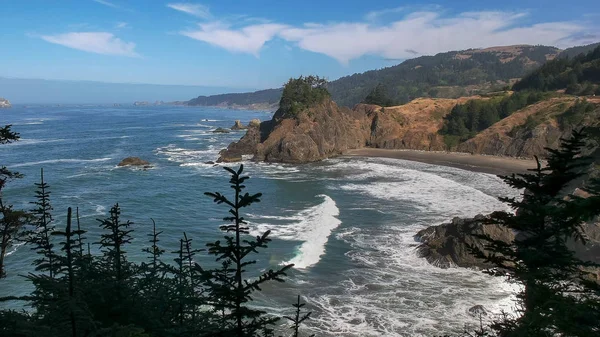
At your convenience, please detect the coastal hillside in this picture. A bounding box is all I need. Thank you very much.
[189,44,566,109]
[219,93,600,163]
[458,97,600,157]
[188,43,599,110]
[219,44,600,163]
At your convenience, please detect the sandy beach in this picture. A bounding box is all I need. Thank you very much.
[344,148,540,176]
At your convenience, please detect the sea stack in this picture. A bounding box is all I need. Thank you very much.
[231,120,247,130]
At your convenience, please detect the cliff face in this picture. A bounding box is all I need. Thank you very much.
[219,100,367,163]
[458,97,600,158]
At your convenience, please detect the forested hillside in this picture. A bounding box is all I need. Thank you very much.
[513,45,600,94]
[188,44,564,108]
[439,45,600,146]
[187,88,282,109]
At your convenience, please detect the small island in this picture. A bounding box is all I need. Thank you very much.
[0,97,11,108]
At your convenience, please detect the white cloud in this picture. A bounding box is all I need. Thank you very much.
[181,23,287,56]
[167,3,211,18]
[174,7,594,64]
[365,6,405,21]
[93,0,119,9]
[279,11,587,64]
[115,22,128,29]
[40,32,139,57]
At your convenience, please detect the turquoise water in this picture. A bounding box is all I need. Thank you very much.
[1,105,520,336]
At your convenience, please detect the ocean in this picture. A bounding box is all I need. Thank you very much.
[1,105,520,336]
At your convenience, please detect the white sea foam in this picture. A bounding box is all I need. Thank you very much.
[304,222,518,337]
[4,138,66,146]
[283,157,521,336]
[6,242,26,257]
[328,158,515,219]
[11,157,112,168]
[155,144,219,164]
[95,205,107,215]
[249,195,341,269]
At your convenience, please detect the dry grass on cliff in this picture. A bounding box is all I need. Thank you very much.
[381,96,481,133]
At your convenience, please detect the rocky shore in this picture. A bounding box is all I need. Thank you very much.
[415,206,600,272]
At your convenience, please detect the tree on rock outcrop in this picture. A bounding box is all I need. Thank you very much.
[278,76,330,118]
[470,130,600,336]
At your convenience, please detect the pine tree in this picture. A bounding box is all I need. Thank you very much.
[25,168,58,278]
[283,295,314,337]
[202,165,294,336]
[471,130,600,336]
[0,125,25,278]
[52,207,87,337]
[94,203,135,325]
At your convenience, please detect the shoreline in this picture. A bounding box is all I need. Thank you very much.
[344,148,539,176]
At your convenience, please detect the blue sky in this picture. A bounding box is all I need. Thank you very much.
[1,0,599,92]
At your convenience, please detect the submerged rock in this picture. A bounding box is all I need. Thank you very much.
[212,127,230,134]
[118,157,151,167]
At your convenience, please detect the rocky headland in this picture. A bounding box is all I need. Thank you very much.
[218,95,600,165]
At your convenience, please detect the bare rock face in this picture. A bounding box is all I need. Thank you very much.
[118,157,151,167]
[231,120,247,130]
[218,120,269,162]
[252,101,367,163]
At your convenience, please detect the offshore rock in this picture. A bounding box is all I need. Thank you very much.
[212,127,230,134]
[118,157,151,167]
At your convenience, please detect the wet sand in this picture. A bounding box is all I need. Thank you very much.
[344,148,540,176]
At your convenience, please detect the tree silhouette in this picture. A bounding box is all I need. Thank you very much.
[470,130,600,336]
[202,164,294,336]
